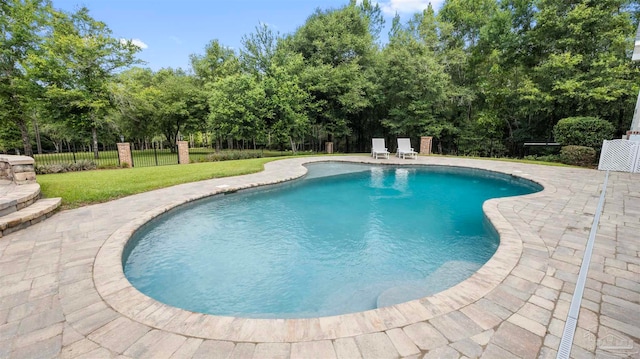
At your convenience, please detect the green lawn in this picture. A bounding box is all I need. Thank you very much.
[37,157,280,209]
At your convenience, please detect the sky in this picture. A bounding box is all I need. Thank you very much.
[51,0,445,71]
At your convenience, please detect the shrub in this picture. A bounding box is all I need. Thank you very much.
[35,160,97,174]
[559,145,596,167]
[553,117,615,149]
[524,154,561,163]
[204,150,264,162]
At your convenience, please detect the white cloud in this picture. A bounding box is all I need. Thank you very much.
[169,36,182,45]
[377,0,444,15]
[120,38,148,49]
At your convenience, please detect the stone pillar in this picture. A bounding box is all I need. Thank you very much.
[420,136,433,155]
[177,141,190,164]
[325,142,334,154]
[117,143,132,168]
[0,155,36,184]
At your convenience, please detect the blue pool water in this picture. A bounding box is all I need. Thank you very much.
[123,163,541,318]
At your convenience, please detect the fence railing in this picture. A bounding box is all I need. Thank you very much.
[33,144,120,168]
[130,142,178,167]
[598,139,640,173]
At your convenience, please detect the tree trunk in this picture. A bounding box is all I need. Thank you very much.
[32,117,42,155]
[92,126,99,159]
[289,136,297,154]
[18,119,33,156]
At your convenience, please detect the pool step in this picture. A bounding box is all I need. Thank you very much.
[0,197,62,237]
[0,183,41,217]
[0,183,61,237]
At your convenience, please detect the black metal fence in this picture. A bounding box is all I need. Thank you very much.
[33,143,121,168]
[129,142,178,167]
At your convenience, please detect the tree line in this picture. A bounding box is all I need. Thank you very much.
[2,0,639,158]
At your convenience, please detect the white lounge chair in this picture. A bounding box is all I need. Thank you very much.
[371,138,390,159]
[396,138,417,159]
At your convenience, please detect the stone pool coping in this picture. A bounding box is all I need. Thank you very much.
[93,156,555,343]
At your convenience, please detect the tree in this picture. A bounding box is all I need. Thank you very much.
[0,0,52,156]
[287,4,376,146]
[35,7,140,158]
[263,51,310,152]
[529,0,638,133]
[379,22,451,139]
[207,73,266,150]
[153,68,203,149]
[240,23,279,77]
[109,67,158,143]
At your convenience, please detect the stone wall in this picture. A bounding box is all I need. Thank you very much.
[0,155,36,184]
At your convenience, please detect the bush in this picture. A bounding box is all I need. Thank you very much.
[524,154,561,163]
[553,117,615,149]
[35,160,97,174]
[203,150,264,162]
[559,145,596,167]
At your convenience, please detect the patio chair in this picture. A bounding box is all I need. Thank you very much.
[396,138,417,159]
[371,138,390,159]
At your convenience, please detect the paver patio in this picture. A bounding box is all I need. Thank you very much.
[0,156,638,358]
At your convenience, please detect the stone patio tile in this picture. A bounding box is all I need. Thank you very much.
[403,322,448,351]
[12,322,63,349]
[60,338,100,358]
[490,322,542,359]
[460,304,503,330]
[470,330,494,346]
[87,316,151,354]
[354,332,400,359]
[334,337,363,359]
[171,338,204,359]
[291,340,336,359]
[17,303,64,335]
[472,299,512,320]
[422,345,460,359]
[70,307,120,336]
[537,346,558,359]
[252,343,290,359]
[518,303,552,326]
[480,344,520,359]
[0,321,19,341]
[69,347,114,359]
[601,284,639,303]
[451,338,483,358]
[507,313,547,337]
[123,329,186,359]
[9,334,61,359]
[429,311,483,342]
[484,287,525,312]
[61,323,84,347]
[600,316,640,339]
[228,342,255,359]
[385,328,420,357]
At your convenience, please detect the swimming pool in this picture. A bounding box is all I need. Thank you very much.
[123,163,541,318]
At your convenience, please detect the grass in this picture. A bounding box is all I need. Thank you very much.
[37,157,280,209]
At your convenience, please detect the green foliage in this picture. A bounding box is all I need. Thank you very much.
[553,117,615,148]
[202,150,264,162]
[35,159,97,174]
[559,145,596,167]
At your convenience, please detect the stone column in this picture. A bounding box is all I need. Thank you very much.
[177,141,190,164]
[117,143,132,168]
[420,136,433,155]
[325,142,334,154]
